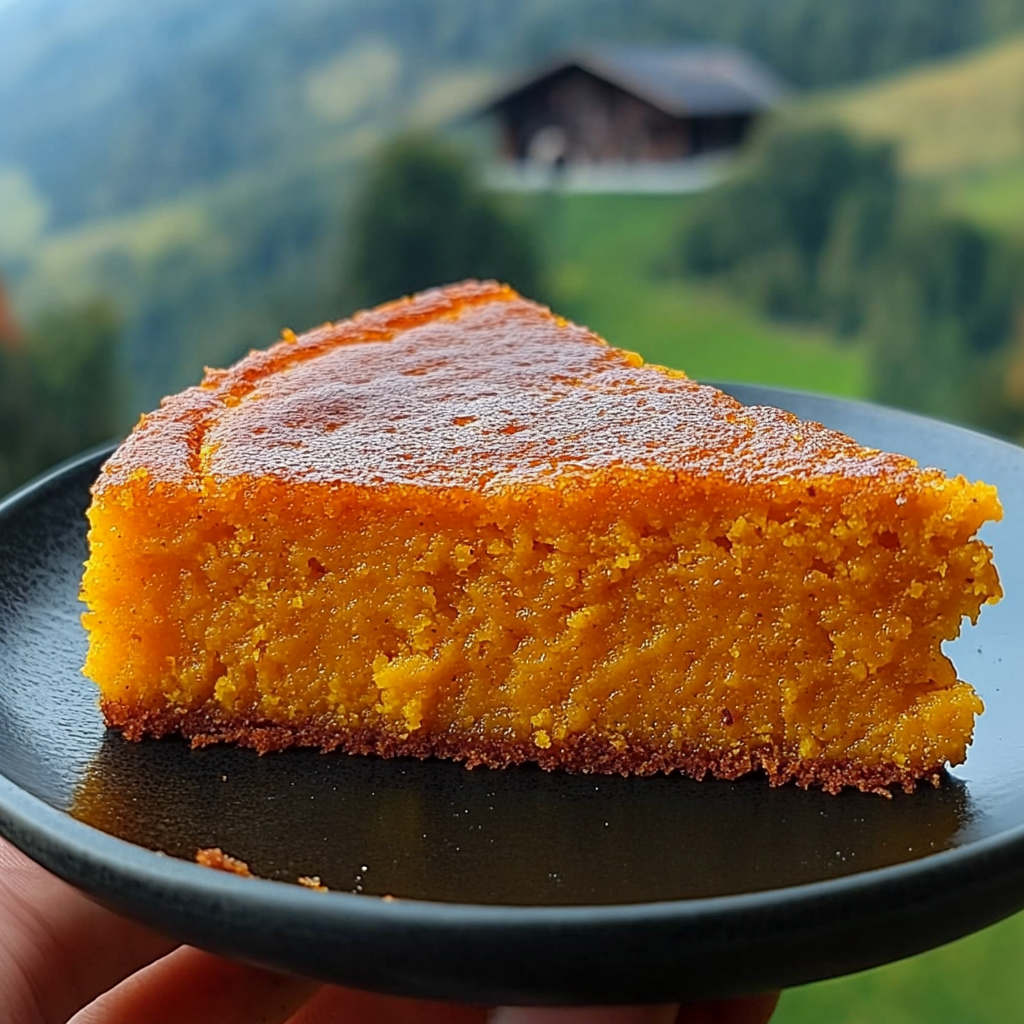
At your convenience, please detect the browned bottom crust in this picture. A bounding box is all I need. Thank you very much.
[101,700,944,797]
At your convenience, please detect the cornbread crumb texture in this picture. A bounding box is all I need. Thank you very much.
[194,848,332,890]
[195,847,252,877]
[83,281,1003,794]
[192,847,331,888]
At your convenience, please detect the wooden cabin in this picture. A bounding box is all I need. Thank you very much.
[483,45,787,169]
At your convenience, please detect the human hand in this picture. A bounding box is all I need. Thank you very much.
[0,837,778,1023]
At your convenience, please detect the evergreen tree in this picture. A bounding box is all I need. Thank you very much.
[680,123,898,333]
[0,300,123,493]
[29,299,123,465]
[868,215,1020,428]
[343,135,541,310]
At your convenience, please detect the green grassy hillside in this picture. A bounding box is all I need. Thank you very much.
[820,35,1024,178]
[812,32,1024,235]
[776,910,1024,1024]
[540,194,867,396]
[944,160,1024,234]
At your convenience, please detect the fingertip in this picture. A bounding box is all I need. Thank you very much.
[74,947,319,1024]
[286,985,487,1023]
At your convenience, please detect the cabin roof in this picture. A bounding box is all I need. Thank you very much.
[485,44,789,118]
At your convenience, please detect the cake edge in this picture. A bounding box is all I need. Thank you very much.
[100,699,950,798]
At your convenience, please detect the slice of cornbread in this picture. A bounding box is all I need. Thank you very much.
[81,281,1002,794]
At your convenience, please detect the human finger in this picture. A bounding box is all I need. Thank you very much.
[676,993,780,1024]
[488,1006,679,1024]
[287,983,487,1023]
[72,945,319,1024]
[486,995,780,1024]
[0,838,176,1024]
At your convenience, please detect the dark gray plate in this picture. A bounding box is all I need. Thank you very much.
[0,384,1023,1006]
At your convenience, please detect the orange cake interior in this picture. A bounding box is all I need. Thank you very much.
[81,281,1002,794]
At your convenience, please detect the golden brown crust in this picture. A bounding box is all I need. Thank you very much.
[103,700,939,798]
[94,279,924,496]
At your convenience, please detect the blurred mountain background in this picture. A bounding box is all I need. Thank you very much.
[0,0,1008,227]
[7,0,1024,412]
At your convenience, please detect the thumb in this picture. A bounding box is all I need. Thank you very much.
[487,994,780,1024]
[489,1008,678,1024]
